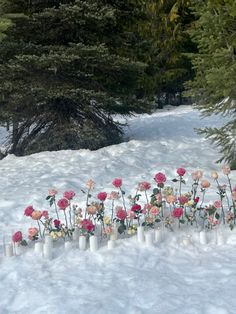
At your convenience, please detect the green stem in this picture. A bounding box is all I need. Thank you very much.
[227,174,236,224]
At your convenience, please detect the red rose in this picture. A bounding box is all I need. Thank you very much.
[97,192,107,202]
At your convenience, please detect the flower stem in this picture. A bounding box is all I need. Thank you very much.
[37,220,43,238]
[227,175,236,224]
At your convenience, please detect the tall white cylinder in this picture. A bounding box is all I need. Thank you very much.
[217,232,224,245]
[89,236,98,252]
[199,231,207,245]
[154,229,162,243]
[34,242,43,256]
[79,235,87,251]
[110,225,118,241]
[64,241,73,250]
[107,240,115,250]
[44,235,53,247]
[14,244,23,256]
[137,226,145,243]
[72,227,80,241]
[43,243,53,259]
[5,243,14,257]
[145,233,153,247]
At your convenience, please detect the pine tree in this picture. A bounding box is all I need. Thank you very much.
[0,0,152,155]
[186,0,236,166]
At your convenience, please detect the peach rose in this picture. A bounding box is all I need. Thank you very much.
[87,205,97,215]
[166,195,177,204]
[31,210,43,220]
[211,171,218,180]
[201,180,210,189]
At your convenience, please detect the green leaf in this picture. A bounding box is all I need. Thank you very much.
[46,195,51,200]
[172,179,178,182]
[49,199,54,207]
[179,219,185,224]
[215,212,220,220]
[118,224,126,234]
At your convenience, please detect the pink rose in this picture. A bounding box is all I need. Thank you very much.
[12,231,23,243]
[150,206,160,216]
[48,189,58,196]
[213,200,222,209]
[127,210,136,219]
[177,168,186,177]
[138,181,151,191]
[81,219,95,232]
[201,180,210,189]
[232,191,236,201]
[54,219,61,227]
[28,227,38,240]
[63,190,75,200]
[155,193,162,202]
[178,196,188,205]
[116,208,127,220]
[112,178,122,188]
[172,207,183,219]
[24,206,34,217]
[41,210,49,219]
[57,198,69,210]
[154,172,166,184]
[107,191,120,200]
[131,204,141,212]
[97,192,107,202]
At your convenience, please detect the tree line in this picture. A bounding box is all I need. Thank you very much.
[0,0,235,166]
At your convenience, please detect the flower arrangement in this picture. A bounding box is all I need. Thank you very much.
[11,166,235,249]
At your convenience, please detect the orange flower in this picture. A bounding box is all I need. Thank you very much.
[166,195,177,204]
[211,171,218,180]
[31,210,43,220]
[87,205,97,215]
[201,180,210,189]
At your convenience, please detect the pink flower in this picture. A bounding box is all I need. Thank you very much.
[48,189,58,196]
[28,227,38,240]
[24,206,34,217]
[222,165,231,175]
[150,206,160,216]
[57,198,69,210]
[116,208,127,220]
[54,219,61,227]
[31,211,42,220]
[41,210,49,219]
[211,171,218,180]
[138,181,151,191]
[191,170,203,180]
[112,178,122,188]
[97,192,107,202]
[12,231,23,243]
[232,191,236,201]
[86,179,95,190]
[81,219,95,232]
[144,204,152,211]
[213,200,222,209]
[177,168,186,177]
[131,204,141,212]
[201,180,210,189]
[105,226,113,235]
[155,193,162,202]
[178,196,188,205]
[63,190,75,200]
[172,207,183,219]
[194,197,200,203]
[154,172,166,184]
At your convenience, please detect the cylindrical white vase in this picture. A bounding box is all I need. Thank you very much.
[72,227,80,241]
[182,236,191,247]
[89,236,98,252]
[110,225,118,241]
[154,229,162,243]
[14,244,23,256]
[34,242,43,256]
[79,236,87,251]
[137,226,145,243]
[107,240,115,250]
[65,241,73,250]
[145,233,153,247]
[199,231,207,245]
[217,232,224,245]
[44,235,53,247]
[5,243,14,257]
[43,243,53,259]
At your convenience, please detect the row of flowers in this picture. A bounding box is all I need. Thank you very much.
[12,166,236,246]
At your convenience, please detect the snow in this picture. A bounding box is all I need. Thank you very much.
[0,105,235,314]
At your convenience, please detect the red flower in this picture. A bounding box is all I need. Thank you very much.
[42,210,49,219]
[54,219,61,227]
[57,198,69,210]
[112,178,122,188]
[178,196,188,205]
[154,172,166,184]
[131,204,142,212]
[172,207,183,219]
[177,168,186,177]
[63,190,75,200]
[97,192,107,202]
[81,219,95,232]
[116,209,127,220]
[194,197,200,203]
[12,231,23,243]
[24,206,34,217]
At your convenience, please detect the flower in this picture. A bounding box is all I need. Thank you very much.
[178,196,189,205]
[232,191,236,201]
[211,171,218,180]
[41,210,49,219]
[138,181,151,191]
[213,200,222,209]
[31,210,43,220]
[222,165,231,175]
[177,168,186,177]
[57,198,69,210]
[107,191,120,200]
[131,204,141,212]
[116,208,127,220]
[87,205,97,215]
[172,207,183,219]
[201,180,210,189]
[80,219,95,233]
[146,216,154,224]
[54,219,61,227]
[105,226,113,235]
[104,216,111,225]
[24,206,34,217]
[28,227,38,240]
[127,210,136,219]
[150,206,160,216]
[154,172,166,184]
[166,195,177,204]
[63,190,75,200]
[97,192,107,202]
[155,193,162,202]
[12,231,23,243]
[194,197,200,203]
[86,179,95,190]
[112,178,122,188]
[192,170,203,180]
[48,189,58,196]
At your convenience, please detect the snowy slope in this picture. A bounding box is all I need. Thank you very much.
[0,105,235,314]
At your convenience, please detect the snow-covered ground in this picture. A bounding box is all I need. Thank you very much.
[0,105,235,314]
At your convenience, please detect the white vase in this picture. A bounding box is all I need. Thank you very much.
[4,243,14,257]
[89,236,98,252]
[217,232,224,245]
[34,242,43,256]
[43,243,53,259]
[44,235,53,247]
[107,240,115,250]
[199,231,207,245]
[145,233,153,247]
[137,226,145,243]
[79,235,87,251]
[72,227,80,241]
[64,241,73,250]
[154,228,162,243]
